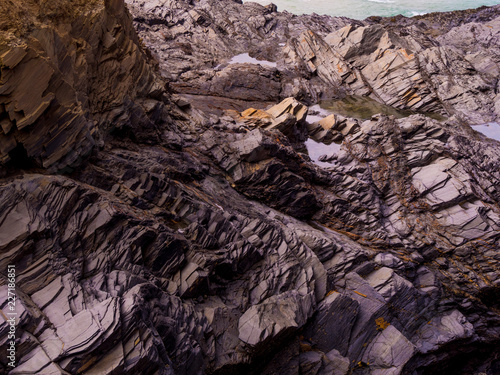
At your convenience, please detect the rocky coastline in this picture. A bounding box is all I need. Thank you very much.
[0,0,499,374]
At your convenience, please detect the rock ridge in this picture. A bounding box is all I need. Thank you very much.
[0,1,499,375]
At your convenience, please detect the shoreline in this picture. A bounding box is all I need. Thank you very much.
[242,0,500,20]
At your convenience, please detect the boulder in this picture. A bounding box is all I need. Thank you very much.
[266,97,308,125]
[307,113,360,143]
[238,291,315,347]
[235,97,309,138]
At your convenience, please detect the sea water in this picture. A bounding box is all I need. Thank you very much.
[473,122,500,141]
[244,0,500,20]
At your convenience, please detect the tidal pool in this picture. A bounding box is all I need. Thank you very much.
[304,138,341,168]
[217,53,277,69]
[473,122,500,141]
[304,95,446,168]
[319,95,446,121]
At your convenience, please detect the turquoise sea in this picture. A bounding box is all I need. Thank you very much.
[245,0,500,20]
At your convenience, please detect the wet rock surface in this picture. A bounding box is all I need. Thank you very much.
[1,1,500,375]
[128,0,500,123]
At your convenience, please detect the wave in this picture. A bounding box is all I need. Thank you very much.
[409,10,427,16]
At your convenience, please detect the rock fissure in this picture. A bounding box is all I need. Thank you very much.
[1,0,500,374]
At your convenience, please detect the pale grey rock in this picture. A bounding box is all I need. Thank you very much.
[173,262,209,298]
[361,325,416,375]
[324,349,351,375]
[238,291,315,347]
[374,253,405,271]
[365,267,414,300]
[415,266,440,295]
[414,310,474,354]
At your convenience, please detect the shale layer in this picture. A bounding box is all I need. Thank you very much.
[1,1,500,374]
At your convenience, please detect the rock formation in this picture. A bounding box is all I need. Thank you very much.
[1,1,500,375]
[127,0,500,124]
[0,0,164,173]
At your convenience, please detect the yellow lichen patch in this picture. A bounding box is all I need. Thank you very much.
[399,48,415,60]
[0,309,8,321]
[77,357,97,373]
[356,361,369,368]
[239,108,273,127]
[375,317,390,331]
[326,290,336,297]
[300,342,313,352]
[246,162,263,173]
[354,290,367,298]
[241,108,260,117]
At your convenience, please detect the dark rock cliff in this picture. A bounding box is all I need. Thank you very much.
[0,1,499,374]
[0,0,163,172]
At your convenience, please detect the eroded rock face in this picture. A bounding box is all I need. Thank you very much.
[1,1,500,375]
[129,0,500,123]
[231,97,309,140]
[0,0,163,172]
[285,22,500,123]
[125,0,353,103]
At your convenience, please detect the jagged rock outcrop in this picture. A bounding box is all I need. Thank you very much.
[230,97,309,139]
[1,1,500,375]
[283,20,500,123]
[129,0,500,123]
[0,0,163,172]
[125,0,353,103]
[307,113,360,143]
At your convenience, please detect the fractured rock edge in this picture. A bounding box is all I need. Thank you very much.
[0,1,500,375]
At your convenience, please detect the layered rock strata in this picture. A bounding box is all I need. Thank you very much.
[0,0,162,172]
[0,1,500,375]
[128,0,500,123]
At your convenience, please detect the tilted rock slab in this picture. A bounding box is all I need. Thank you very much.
[0,1,500,375]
